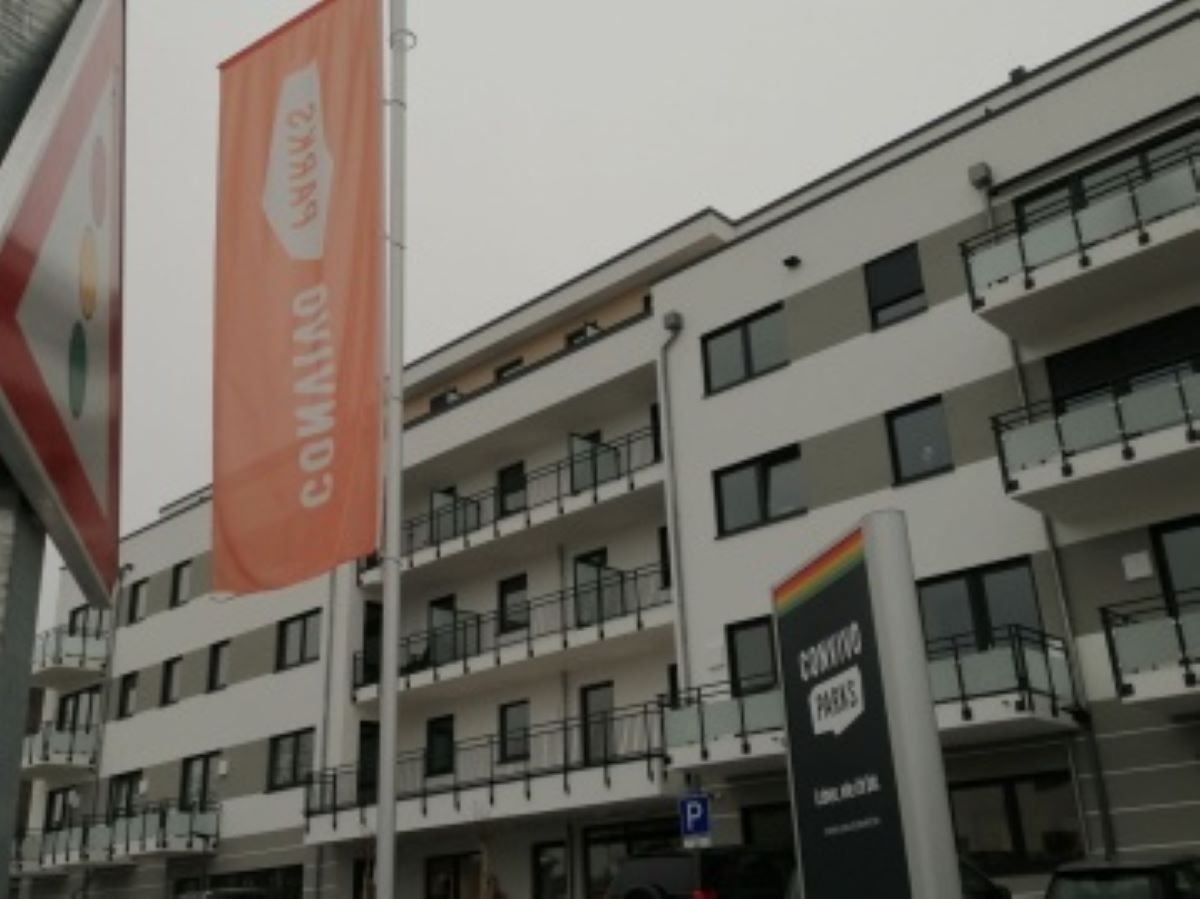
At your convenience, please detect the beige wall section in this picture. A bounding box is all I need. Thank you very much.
[178,649,209,700]
[943,369,1023,468]
[142,757,182,804]
[228,620,281,683]
[404,288,649,420]
[785,268,870,361]
[919,213,986,307]
[192,551,213,596]
[804,416,893,508]
[1056,523,1162,636]
[224,737,272,799]
[143,569,171,618]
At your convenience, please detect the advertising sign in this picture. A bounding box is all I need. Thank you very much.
[0,0,122,608]
[772,512,960,898]
[213,0,382,594]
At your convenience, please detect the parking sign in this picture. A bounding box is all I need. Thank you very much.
[679,793,711,848]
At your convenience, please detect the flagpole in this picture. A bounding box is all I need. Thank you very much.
[377,0,407,895]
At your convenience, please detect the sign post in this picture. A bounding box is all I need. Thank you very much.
[772,510,961,898]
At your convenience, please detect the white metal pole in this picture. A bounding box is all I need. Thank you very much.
[376,0,407,896]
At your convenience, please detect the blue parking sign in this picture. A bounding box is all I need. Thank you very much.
[679,794,711,846]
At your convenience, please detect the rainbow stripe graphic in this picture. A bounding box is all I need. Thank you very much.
[773,529,865,616]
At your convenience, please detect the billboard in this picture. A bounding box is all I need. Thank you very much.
[773,512,961,898]
[0,0,122,608]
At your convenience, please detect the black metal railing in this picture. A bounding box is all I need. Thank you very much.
[961,140,1200,303]
[31,618,109,672]
[353,564,670,689]
[660,676,784,763]
[22,722,98,767]
[1100,590,1200,697]
[992,357,1200,490]
[305,702,663,822]
[8,801,219,871]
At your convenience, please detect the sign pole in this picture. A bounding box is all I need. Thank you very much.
[376,0,408,896]
[0,465,46,898]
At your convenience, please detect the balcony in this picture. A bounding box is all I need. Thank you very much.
[359,426,662,580]
[304,703,668,844]
[1101,592,1200,712]
[21,724,97,784]
[29,621,109,690]
[353,565,672,700]
[993,360,1200,520]
[8,803,219,877]
[663,628,1078,768]
[962,142,1200,348]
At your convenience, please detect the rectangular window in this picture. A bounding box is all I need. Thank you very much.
[169,560,193,608]
[429,388,461,413]
[425,715,455,777]
[276,610,321,671]
[67,605,93,634]
[1154,516,1200,608]
[117,673,138,719]
[658,525,672,588]
[267,729,315,791]
[919,558,1042,650]
[865,243,925,328]
[581,682,614,766]
[713,445,805,536]
[533,842,568,899]
[499,700,530,763]
[498,574,529,634]
[207,641,230,692]
[496,462,527,517]
[127,579,147,625]
[569,431,621,493]
[44,787,76,831]
[179,751,219,810]
[495,358,523,381]
[565,321,601,347]
[108,771,141,819]
[701,303,787,394]
[727,617,778,696]
[886,396,954,484]
[160,657,181,706]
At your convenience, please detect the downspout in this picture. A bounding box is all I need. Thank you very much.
[657,310,692,693]
[315,567,339,898]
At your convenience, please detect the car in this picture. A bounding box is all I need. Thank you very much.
[782,857,1010,899]
[1046,856,1200,898]
[604,847,793,899]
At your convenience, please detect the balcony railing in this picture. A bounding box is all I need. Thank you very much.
[31,619,109,673]
[962,141,1200,303]
[305,703,663,822]
[662,679,784,762]
[9,802,219,871]
[1101,591,1200,697]
[388,426,661,562]
[354,564,670,689]
[993,358,1200,489]
[22,723,98,768]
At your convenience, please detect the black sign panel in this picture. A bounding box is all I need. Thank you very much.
[775,550,911,897]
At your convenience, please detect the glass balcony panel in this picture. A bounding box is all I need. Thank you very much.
[111,817,128,847]
[1022,216,1078,268]
[1049,652,1072,702]
[1114,618,1178,672]
[1023,647,1051,693]
[742,689,784,734]
[1134,165,1198,221]
[1183,372,1200,417]
[1121,379,1186,434]
[1077,191,1136,244]
[1059,400,1120,455]
[1181,609,1200,661]
[926,657,959,703]
[702,698,741,741]
[960,647,1019,696]
[1002,419,1060,473]
[67,827,82,852]
[86,823,110,855]
[969,237,1023,290]
[167,810,191,839]
[664,705,700,748]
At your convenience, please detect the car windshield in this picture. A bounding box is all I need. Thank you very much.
[1047,873,1164,899]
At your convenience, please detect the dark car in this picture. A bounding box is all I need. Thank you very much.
[1046,856,1200,898]
[605,847,793,899]
[782,857,1009,898]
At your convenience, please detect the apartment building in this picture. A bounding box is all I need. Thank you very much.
[8,1,1200,897]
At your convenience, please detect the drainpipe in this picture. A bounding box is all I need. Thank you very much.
[315,567,339,898]
[657,310,693,693]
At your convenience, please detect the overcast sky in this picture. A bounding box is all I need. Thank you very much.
[41,0,1164,618]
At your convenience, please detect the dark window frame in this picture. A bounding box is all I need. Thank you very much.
[207,641,230,693]
[495,357,524,381]
[429,387,462,413]
[657,525,672,589]
[275,609,321,671]
[712,444,806,538]
[701,302,788,396]
[918,556,1044,650]
[169,560,193,608]
[885,395,955,486]
[498,699,531,763]
[497,573,529,635]
[425,715,456,778]
[127,579,147,625]
[565,321,601,347]
[179,751,219,810]
[496,461,527,518]
[160,657,181,707]
[267,728,315,792]
[727,616,778,697]
[1150,513,1200,615]
[116,672,138,719]
[532,841,568,899]
[864,243,926,330]
[107,770,142,819]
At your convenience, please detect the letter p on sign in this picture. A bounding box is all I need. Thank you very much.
[679,794,711,848]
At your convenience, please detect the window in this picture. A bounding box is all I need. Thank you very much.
[658,526,672,588]
[949,771,1082,876]
[1154,516,1200,612]
[169,560,193,608]
[581,682,614,766]
[742,803,794,852]
[116,673,138,719]
[497,574,529,634]
[427,853,482,899]
[160,657,181,706]
[701,303,787,393]
[57,686,99,731]
[67,605,95,634]
[887,396,954,484]
[499,700,530,763]
[108,770,141,818]
[207,641,230,692]
[44,787,77,831]
[583,819,678,899]
[565,321,601,347]
[919,558,1042,650]
[533,842,568,899]
[569,431,621,493]
[429,388,461,413]
[713,445,805,536]
[727,617,777,696]
[865,243,925,328]
[425,715,455,777]
[127,579,147,625]
[276,610,321,671]
[267,729,314,791]
[180,751,219,810]
[495,357,523,381]
[496,462,527,517]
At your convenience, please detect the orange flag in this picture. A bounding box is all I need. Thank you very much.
[213,0,381,594]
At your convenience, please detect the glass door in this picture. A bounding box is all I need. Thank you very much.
[426,853,480,899]
[358,721,379,804]
[533,842,568,899]
[1155,518,1200,607]
[429,596,458,666]
[430,487,459,543]
[581,682,614,766]
[574,550,607,627]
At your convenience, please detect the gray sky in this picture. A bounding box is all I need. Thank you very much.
[42,0,1164,618]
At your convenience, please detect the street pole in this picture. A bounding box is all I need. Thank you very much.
[0,463,46,899]
[376,0,408,895]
